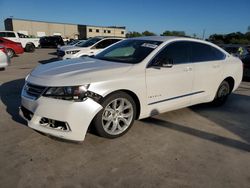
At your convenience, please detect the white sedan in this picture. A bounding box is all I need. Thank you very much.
[57,37,122,59]
[0,46,9,70]
[20,36,242,141]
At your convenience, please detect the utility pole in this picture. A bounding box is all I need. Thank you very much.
[202,29,206,40]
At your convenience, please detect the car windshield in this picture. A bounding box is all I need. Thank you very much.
[76,38,102,47]
[68,40,79,45]
[93,39,162,64]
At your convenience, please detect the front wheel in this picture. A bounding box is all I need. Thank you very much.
[93,92,136,138]
[212,81,231,106]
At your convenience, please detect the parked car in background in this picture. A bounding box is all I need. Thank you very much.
[57,39,86,52]
[39,36,65,48]
[0,31,39,52]
[223,45,250,78]
[0,46,9,70]
[20,36,242,141]
[241,51,250,78]
[57,37,122,59]
[68,40,86,46]
[0,37,24,58]
[66,39,79,45]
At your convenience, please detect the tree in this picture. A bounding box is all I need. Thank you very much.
[126,31,142,38]
[141,30,156,36]
[161,30,186,37]
[208,32,250,44]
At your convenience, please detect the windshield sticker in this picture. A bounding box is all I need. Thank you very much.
[141,43,158,49]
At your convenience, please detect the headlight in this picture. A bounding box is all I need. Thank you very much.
[66,50,80,54]
[43,84,102,102]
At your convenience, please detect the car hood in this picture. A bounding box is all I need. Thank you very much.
[27,57,133,86]
[60,46,86,52]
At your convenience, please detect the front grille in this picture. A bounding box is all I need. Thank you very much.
[25,83,46,99]
[57,50,65,57]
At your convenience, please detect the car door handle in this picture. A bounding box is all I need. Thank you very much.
[183,67,192,72]
[213,64,220,68]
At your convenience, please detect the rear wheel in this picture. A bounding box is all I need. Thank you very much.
[25,43,35,52]
[93,92,136,138]
[6,48,15,58]
[212,81,231,106]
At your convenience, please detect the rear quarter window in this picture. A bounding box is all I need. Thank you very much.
[0,32,6,37]
[6,32,16,38]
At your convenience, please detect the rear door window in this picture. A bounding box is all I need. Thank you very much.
[191,42,225,62]
[6,32,16,38]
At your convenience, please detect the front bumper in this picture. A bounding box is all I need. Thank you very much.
[20,90,102,141]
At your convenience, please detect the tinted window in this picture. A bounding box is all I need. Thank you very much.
[94,39,162,64]
[152,41,190,65]
[94,39,121,49]
[6,32,16,37]
[17,33,28,38]
[0,32,6,37]
[76,37,102,47]
[191,42,225,62]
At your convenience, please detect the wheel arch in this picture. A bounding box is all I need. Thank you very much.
[224,76,235,92]
[6,48,15,54]
[26,42,35,47]
[102,89,141,120]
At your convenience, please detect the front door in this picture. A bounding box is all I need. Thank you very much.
[146,41,194,114]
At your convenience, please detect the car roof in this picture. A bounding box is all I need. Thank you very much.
[128,36,218,44]
[129,36,185,42]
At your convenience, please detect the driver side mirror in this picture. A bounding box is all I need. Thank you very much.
[161,58,173,68]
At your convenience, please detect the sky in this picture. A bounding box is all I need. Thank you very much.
[0,0,249,38]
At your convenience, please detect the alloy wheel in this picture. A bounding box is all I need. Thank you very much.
[101,98,134,135]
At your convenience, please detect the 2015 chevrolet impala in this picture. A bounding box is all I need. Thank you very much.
[20,36,243,141]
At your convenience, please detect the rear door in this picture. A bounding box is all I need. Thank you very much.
[189,42,226,102]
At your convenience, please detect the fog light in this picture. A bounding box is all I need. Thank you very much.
[39,117,71,132]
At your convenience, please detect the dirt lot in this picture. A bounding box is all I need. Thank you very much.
[0,49,250,188]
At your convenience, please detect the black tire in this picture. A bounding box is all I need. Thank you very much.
[93,92,136,139]
[6,48,15,58]
[212,80,231,106]
[25,43,35,52]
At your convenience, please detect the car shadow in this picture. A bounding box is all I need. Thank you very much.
[142,93,250,152]
[0,78,26,125]
[48,52,57,56]
[190,93,250,144]
[39,58,59,64]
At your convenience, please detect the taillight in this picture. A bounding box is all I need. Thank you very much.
[0,46,6,53]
